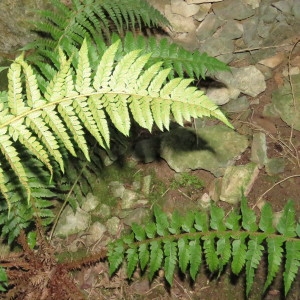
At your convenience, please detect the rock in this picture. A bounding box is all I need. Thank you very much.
[94,204,111,220]
[259,5,278,23]
[213,0,255,21]
[242,0,261,9]
[106,217,121,236]
[171,0,200,17]
[186,0,222,3]
[196,13,223,41]
[282,66,300,77]
[258,52,285,69]
[265,158,286,175]
[250,132,268,167]
[54,206,91,237]
[206,85,240,105]
[122,208,150,226]
[198,193,211,209]
[292,1,300,20]
[160,126,249,176]
[142,175,152,195]
[0,0,51,53]
[193,4,211,21]
[121,189,139,209]
[214,20,244,40]
[165,5,197,32]
[214,66,266,97]
[199,36,234,63]
[109,181,125,198]
[242,16,261,47]
[272,1,292,15]
[220,163,260,204]
[271,74,300,130]
[82,193,99,212]
[86,222,107,245]
[223,96,250,113]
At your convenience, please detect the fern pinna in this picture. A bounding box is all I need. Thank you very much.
[108,197,300,297]
[0,39,231,240]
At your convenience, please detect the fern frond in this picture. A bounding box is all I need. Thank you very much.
[108,199,300,297]
[121,32,230,79]
[24,0,168,59]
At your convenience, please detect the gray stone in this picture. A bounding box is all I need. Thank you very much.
[266,22,296,44]
[206,86,240,105]
[196,13,223,41]
[198,193,211,209]
[160,126,249,176]
[122,208,150,226]
[106,217,121,236]
[214,66,266,97]
[265,158,286,175]
[193,4,211,21]
[142,175,152,195]
[242,17,260,47]
[121,189,139,209]
[171,0,200,17]
[186,0,222,3]
[165,5,197,32]
[0,0,51,53]
[220,163,260,204]
[54,206,91,237]
[86,222,107,245]
[215,20,244,40]
[257,21,272,39]
[292,1,300,20]
[199,37,234,63]
[242,0,261,9]
[109,181,125,198]
[271,74,300,130]
[94,204,111,220]
[82,193,99,212]
[260,5,278,23]
[272,1,292,15]
[223,96,250,113]
[250,132,268,167]
[213,0,255,21]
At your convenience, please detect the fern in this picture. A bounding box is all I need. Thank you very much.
[23,0,169,56]
[0,38,231,235]
[23,0,228,80]
[108,197,300,297]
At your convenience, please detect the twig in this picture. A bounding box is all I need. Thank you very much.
[287,38,300,167]
[253,174,300,208]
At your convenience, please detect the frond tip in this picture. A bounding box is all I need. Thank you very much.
[108,199,300,297]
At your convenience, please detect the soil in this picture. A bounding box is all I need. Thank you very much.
[65,43,300,300]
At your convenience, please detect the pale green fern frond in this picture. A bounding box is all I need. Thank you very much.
[0,39,231,225]
[108,198,300,297]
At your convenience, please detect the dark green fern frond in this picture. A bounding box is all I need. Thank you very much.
[23,0,168,59]
[119,32,230,79]
[108,198,300,297]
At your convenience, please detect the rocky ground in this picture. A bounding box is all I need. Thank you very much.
[0,0,300,299]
